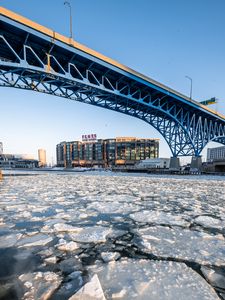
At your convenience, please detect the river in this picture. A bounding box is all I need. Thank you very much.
[0,171,225,299]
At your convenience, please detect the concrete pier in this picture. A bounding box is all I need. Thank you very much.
[169,157,180,171]
[0,169,2,180]
[190,156,202,173]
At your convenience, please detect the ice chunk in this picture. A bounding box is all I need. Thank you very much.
[38,248,54,258]
[17,234,53,247]
[88,259,219,300]
[53,223,83,233]
[88,197,139,214]
[70,226,111,243]
[69,274,106,300]
[57,241,80,252]
[130,210,189,227]
[68,271,82,280]
[0,233,22,248]
[44,256,57,264]
[112,288,127,298]
[101,252,121,263]
[194,215,224,229]
[19,271,61,300]
[133,226,225,266]
[18,211,32,218]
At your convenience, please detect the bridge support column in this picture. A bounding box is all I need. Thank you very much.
[190,156,202,174]
[169,157,180,171]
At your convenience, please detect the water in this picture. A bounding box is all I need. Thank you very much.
[0,171,225,299]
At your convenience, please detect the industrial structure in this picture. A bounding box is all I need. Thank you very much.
[1,7,225,172]
[56,137,159,168]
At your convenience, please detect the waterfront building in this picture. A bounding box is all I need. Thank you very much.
[207,146,225,162]
[0,154,39,169]
[56,137,159,168]
[202,146,225,173]
[137,158,170,169]
[38,149,47,167]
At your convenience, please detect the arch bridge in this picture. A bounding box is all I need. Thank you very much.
[0,7,225,165]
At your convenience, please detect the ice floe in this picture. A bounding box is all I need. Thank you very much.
[100,251,121,263]
[0,233,22,248]
[19,271,61,300]
[1,172,225,299]
[133,226,225,266]
[69,274,106,300]
[57,241,80,252]
[88,259,220,300]
[53,223,83,233]
[193,215,224,229]
[69,226,111,243]
[130,210,189,226]
[17,234,53,248]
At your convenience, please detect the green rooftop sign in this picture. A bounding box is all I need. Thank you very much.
[200,97,217,106]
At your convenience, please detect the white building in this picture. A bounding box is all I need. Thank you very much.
[207,146,225,162]
[137,158,170,169]
[38,149,47,167]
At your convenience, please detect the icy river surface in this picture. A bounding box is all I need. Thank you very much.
[0,171,225,300]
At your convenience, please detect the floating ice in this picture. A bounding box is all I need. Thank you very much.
[17,211,32,218]
[130,210,189,226]
[101,252,121,263]
[193,215,224,229]
[69,226,111,243]
[17,234,53,248]
[19,271,61,300]
[88,259,220,300]
[87,194,140,214]
[53,223,83,233]
[133,226,225,266]
[44,256,57,264]
[38,248,54,258]
[0,233,22,248]
[69,274,106,300]
[1,171,225,298]
[57,241,80,252]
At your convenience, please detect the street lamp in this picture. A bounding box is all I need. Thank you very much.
[64,1,73,39]
[185,75,192,99]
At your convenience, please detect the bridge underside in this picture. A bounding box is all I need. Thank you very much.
[0,9,225,157]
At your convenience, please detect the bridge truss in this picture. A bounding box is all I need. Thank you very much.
[0,7,225,157]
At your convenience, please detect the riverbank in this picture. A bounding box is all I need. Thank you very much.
[1,167,225,177]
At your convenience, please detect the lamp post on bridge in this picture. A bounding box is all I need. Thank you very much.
[64,1,73,40]
[185,75,192,100]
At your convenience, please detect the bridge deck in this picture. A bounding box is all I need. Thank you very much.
[0,6,224,122]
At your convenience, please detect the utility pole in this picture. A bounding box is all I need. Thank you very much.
[64,1,73,39]
[185,75,192,99]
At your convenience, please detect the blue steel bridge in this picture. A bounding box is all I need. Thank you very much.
[0,6,225,161]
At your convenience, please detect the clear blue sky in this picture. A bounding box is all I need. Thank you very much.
[1,0,225,164]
